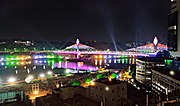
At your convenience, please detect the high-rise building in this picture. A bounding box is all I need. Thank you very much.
[168,0,180,56]
[136,57,165,89]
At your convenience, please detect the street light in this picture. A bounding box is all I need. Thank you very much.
[28,75,34,80]
[25,75,33,83]
[65,69,71,73]
[8,77,16,83]
[170,70,175,76]
[39,73,45,78]
[33,90,39,95]
[105,87,109,91]
[47,71,53,75]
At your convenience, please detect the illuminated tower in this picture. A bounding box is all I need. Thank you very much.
[153,36,158,51]
[168,0,180,56]
[76,39,80,59]
[76,39,80,51]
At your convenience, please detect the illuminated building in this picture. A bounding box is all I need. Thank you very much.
[152,69,180,93]
[88,78,129,106]
[168,0,180,56]
[88,78,146,106]
[136,57,165,89]
[152,68,180,102]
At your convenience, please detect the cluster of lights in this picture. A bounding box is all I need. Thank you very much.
[0,58,4,61]
[34,60,56,65]
[38,71,53,78]
[4,61,31,66]
[95,55,129,59]
[33,54,62,59]
[5,55,31,61]
[7,77,16,83]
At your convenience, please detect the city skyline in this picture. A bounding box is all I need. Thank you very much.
[0,0,170,42]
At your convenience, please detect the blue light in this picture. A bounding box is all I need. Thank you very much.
[0,58,4,61]
[34,56,38,59]
[113,55,117,58]
[116,74,120,80]
[1,62,4,66]
[108,55,112,58]
[35,60,38,63]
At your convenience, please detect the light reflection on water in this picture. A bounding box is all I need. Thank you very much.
[94,58,135,66]
[0,56,136,82]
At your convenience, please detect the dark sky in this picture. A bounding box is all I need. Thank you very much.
[0,0,170,42]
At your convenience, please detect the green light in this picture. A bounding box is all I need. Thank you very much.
[125,58,128,64]
[47,55,51,58]
[110,73,116,79]
[6,62,9,65]
[122,59,124,64]
[71,80,80,86]
[96,73,103,79]
[85,77,92,85]
[117,59,121,63]
[122,55,124,58]
[11,62,14,65]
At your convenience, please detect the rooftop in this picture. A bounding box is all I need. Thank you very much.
[137,57,165,62]
[95,78,125,86]
[36,94,100,106]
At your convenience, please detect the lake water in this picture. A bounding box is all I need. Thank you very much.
[0,54,135,83]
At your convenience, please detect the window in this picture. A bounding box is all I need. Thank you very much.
[100,88,102,91]
[112,90,115,93]
[122,87,124,91]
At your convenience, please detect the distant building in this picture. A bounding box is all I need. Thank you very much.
[168,0,180,56]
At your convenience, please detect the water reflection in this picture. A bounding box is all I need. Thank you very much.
[94,58,135,66]
[0,57,97,82]
[0,54,137,82]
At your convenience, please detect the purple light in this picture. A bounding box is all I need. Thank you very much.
[35,60,38,63]
[104,55,107,58]
[54,61,97,71]
[33,56,39,59]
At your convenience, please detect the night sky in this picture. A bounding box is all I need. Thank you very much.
[0,0,170,42]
